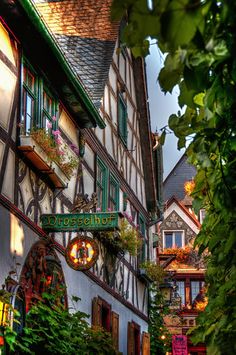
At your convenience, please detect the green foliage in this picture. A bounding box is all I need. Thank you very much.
[112,0,236,353]
[5,290,117,355]
[149,284,172,355]
[140,261,166,283]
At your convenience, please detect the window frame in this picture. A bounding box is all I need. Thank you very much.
[21,59,58,135]
[138,214,146,263]
[163,230,185,249]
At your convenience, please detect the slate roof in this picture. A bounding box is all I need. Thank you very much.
[164,154,197,202]
[33,0,119,108]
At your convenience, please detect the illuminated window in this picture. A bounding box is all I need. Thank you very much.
[191,281,205,304]
[163,231,184,248]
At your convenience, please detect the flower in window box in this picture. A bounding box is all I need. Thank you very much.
[29,128,79,179]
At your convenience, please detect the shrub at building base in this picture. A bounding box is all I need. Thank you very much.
[3,291,118,355]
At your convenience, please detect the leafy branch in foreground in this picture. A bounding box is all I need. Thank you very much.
[112,0,236,353]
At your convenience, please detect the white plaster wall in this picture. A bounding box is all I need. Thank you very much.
[2,148,15,202]
[0,206,39,287]
[0,61,16,131]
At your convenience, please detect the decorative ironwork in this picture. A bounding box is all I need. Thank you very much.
[70,192,97,213]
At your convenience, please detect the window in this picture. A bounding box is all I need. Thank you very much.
[176,281,186,306]
[92,297,119,348]
[21,61,58,135]
[92,297,111,331]
[191,281,205,304]
[118,94,127,145]
[127,321,140,355]
[96,159,108,211]
[163,231,184,248]
[96,159,119,212]
[42,89,57,130]
[109,175,119,211]
[139,215,146,263]
[22,65,36,134]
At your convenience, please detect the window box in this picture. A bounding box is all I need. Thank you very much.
[18,135,69,188]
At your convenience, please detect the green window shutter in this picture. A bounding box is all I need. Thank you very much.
[109,174,119,211]
[118,94,127,145]
[139,215,146,263]
[96,158,108,211]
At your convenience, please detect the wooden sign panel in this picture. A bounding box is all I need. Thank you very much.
[41,212,123,232]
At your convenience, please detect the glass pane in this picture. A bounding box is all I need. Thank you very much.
[165,233,173,248]
[176,281,185,306]
[175,232,183,247]
[97,165,103,184]
[97,186,103,209]
[27,71,34,92]
[25,93,34,133]
[191,281,200,303]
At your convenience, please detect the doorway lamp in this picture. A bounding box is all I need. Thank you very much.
[0,284,10,349]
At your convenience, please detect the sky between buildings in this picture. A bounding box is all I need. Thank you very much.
[145,42,184,180]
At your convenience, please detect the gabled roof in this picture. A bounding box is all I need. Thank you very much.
[33,0,119,108]
[165,196,201,230]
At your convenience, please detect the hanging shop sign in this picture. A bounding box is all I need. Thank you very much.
[41,212,123,232]
[65,236,99,271]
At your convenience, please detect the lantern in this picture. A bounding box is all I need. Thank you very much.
[159,282,173,305]
[0,284,10,349]
[0,285,9,327]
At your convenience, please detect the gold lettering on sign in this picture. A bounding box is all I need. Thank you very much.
[84,218,89,225]
[64,218,70,226]
[70,218,77,226]
[94,215,100,224]
[77,218,83,226]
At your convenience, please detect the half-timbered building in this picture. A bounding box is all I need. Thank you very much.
[158,155,206,354]
[0,0,162,353]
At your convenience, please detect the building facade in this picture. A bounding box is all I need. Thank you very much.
[0,1,162,353]
[159,156,206,355]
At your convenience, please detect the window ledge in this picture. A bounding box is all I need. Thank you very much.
[18,135,69,188]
